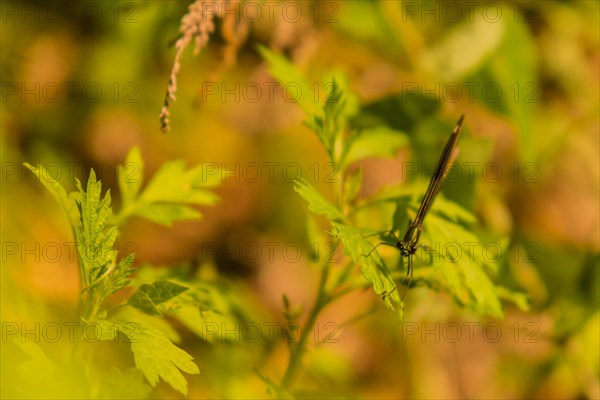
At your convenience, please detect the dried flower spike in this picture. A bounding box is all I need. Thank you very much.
[160,0,229,133]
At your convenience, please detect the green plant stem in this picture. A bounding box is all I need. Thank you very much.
[80,285,104,323]
[73,245,96,360]
[281,265,330,390]
[280,130,357,390]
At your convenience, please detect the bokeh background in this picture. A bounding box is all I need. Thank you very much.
[1,0,598,399]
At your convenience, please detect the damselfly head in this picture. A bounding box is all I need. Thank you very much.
[397,241,415,257]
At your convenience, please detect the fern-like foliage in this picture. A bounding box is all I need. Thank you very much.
[22,146,222,394]
[260,47,527,318]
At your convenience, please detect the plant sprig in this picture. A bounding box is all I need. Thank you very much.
[23,147,221,395]
[259,47,528,392]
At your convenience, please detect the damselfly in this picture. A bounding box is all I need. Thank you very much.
[365,114,465,299]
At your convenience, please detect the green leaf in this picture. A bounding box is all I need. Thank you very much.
[118,146,143,207]
[496,287,530,312]
[129,327,200,395]
[97,368,152,400]
[342,126,408,167]
[380,193,503,317]
[141,280,189,304]
[13,338,57,382]
[74,170,116,287]
[140,161,196,203]
[129,280,189,316]
[129,290,161,316]
[304,82,342,157]
[343,167,363,205]
[150,276,266,344]
[174,303,240,343]
[188,164,222,187]
[70,170,137,306]
[104,253,135,296]
[487,9,538,160]
[429,195,477,225]
[418,12,504,81]
[332,223,401,312]
[25,159,138,318]
[304,78,357,161]
[294,178,345,222]
[116,159,219,227]
[112,306,182,343]
[322,71,360,118]
[23,162,79,227]
[98,320,200,395]
[259,46,359,162]
[334,1,395,45]
[374,185,477,226]
[257,45,322,117]
[133,203,202,226]
[427,214,503,318]
[390,198,410,234]
[9,338,87,397]
[94,319,120,341]
[398,191,477,227]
